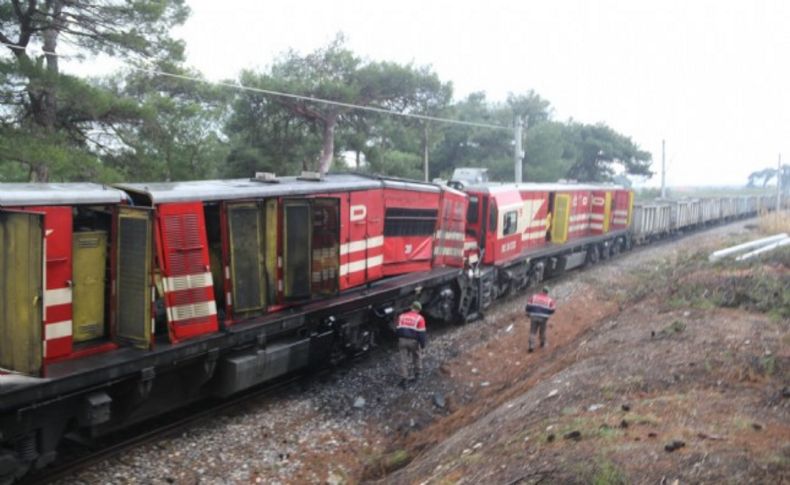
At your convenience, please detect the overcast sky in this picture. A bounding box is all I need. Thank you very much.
[167,0,788,187]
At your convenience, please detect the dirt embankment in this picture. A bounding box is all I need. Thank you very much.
[61,221,788,484]
[377,225,789,484]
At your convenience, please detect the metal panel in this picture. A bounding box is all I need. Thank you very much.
[311,198,340,296]
[72,231,107,342]
[283,200,312,299]
[265,200,278,302]
[227,202,266,314]
[157,202,218,342]
[115,207,152,349]
[0,183,126,207]
[551,194,570,244]
[0,210,44,375]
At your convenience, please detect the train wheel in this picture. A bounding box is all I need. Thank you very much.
[611,239,622,257]
[600,242,611,260]
[586,245,600,265]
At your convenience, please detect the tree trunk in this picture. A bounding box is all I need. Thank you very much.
[318,114,338,175]
[28,0,65,182]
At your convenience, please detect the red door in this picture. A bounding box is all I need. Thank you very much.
[156,202,218,342]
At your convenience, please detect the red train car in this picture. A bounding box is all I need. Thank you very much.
[0,184,139,375]
[115,174,459,338]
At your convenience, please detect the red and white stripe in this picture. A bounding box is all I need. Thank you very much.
[568,213,591,233]
[521,217,549,242]
[434,230,465,258]
[339,236,384,276]
[612,209,629,226]
[43,287,72,358]
[162,271,217,323]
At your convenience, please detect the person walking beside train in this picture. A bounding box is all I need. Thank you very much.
[396,301,427,388]
[525,287,556,352]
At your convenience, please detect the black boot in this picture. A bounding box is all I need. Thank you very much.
[398,378,407,389]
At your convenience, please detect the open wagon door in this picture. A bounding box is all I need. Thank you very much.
[114,206,153,349]
[157,202,218,342]
[225,201,267,318]
[282,198,340,300]
[0,210,44,375]
[282,200,312,300]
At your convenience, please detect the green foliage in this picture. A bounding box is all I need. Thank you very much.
[225,35,452,176]
[564,122,653,182]
[0,0,190,182]
[103,65,230,181]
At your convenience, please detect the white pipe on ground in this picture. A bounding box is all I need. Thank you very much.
[708,233,788,262]
[735,237,790,261]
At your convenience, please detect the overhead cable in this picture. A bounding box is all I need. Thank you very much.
[0,41,511,131]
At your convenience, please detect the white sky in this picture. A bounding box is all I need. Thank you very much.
[122,1,790,186]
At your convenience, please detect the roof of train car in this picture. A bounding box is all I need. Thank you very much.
[114,173,442,204]
[0,183,128,206]
[463,182,625,194]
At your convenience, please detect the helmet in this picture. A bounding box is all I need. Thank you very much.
[542,286,551,294]
[411,301,422,311]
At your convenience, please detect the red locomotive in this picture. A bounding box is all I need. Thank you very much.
[0,172,632,481]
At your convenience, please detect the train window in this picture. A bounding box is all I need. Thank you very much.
[467,196,479,224]
[503,210,518,236]
[384,208,438,236]
[488,203,497,232]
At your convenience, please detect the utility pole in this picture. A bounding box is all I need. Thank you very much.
[423,123,429,182]
[777,153,782,213]
[660,139,666,198]
[514,117,525,183]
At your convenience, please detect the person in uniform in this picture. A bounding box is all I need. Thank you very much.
[396,301,426,388]
[525,286,556,352]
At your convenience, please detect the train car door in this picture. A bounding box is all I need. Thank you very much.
[311,198,340,296]
[551,194,571,243]
[282,198,340,300]
[113,207,153,349]
[156,202,218,342]
[0,210,44,375]
[225,201,267,318]
[283,199,312,299]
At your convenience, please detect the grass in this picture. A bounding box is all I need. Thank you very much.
[620,244,790,319]
[756,210,790,235]
[591,458,627,485]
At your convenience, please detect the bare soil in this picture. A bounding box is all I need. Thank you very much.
[376,223,789,484]
[61,221,789,484]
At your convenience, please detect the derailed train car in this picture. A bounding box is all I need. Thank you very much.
[1,171,780,482]
[0,174,468,480]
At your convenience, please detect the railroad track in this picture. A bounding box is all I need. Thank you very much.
[20,373,312,485]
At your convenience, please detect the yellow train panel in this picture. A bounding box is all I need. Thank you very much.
[551,194,571,244]
[0,211,44,375]
[72,231,107,343]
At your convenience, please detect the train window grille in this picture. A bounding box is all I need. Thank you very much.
[383,208,438,236]
[502,210,518,236]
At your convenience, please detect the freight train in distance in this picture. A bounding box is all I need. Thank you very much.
[0,170,780,482]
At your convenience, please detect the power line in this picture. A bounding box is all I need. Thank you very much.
[0,41,510,131]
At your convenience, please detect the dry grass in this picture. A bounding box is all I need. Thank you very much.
[757,209,790,235]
